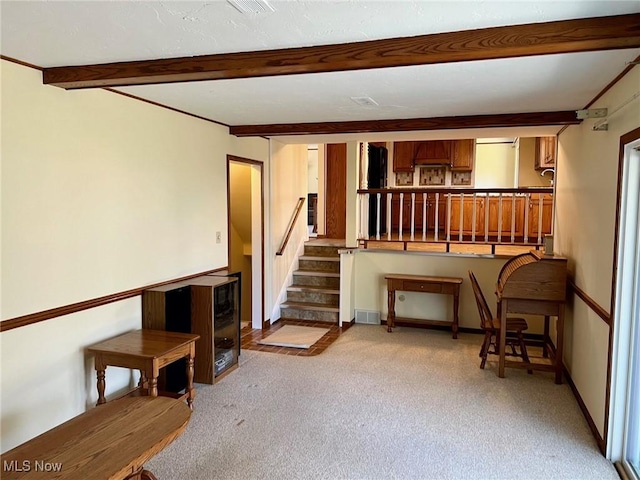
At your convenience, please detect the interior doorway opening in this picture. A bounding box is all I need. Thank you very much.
[608,133,640,480]
[228,156,264,330]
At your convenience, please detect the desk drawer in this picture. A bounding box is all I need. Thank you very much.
[402,281,442,294]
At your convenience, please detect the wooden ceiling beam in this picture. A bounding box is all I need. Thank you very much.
[229,111,581,137]
[43,13,640,89]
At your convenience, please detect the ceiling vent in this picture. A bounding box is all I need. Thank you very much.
[351,96,379,107]
[227,0,275,14]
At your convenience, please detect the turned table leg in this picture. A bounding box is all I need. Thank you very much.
[387,286,396,333]
[186,353,195,411]
[452,286,460,339]
[95,359,107,406]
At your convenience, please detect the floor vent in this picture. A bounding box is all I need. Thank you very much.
[355,309,381,324]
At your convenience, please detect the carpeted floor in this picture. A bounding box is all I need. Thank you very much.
[146,324,618,480]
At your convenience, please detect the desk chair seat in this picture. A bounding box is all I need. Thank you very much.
[468,271,531,370]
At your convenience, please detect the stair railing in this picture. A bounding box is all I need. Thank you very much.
[276,197,306,256]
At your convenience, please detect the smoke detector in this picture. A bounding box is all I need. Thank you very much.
[227,0,275,14]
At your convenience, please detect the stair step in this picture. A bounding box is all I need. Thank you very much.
[280,301,339,312]
[287,286,339,294]
[298,256,339,262]
[294,270,339,278]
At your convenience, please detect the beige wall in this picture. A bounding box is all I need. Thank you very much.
[555,66,640,436]
[0,59,268,452]
[352,250,544,333]
[269,141,309,320]
[474,143,516,188]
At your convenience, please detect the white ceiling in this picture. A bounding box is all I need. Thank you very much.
[2,1,639,143]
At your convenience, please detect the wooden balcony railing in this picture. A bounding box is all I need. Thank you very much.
[357,187,553,252]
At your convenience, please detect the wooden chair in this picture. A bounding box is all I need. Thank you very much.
[468,270,531,370]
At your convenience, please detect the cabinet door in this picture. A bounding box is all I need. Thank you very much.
[527,194,553,241]
[486,195,524,239]
[450,139,475,171]
[390,194,426,232]
[426,194,447,234]
[535,136,556,170]
[449,196,484,237]
[392,142,415,172]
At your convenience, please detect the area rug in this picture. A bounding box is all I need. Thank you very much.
[257,325,330,349]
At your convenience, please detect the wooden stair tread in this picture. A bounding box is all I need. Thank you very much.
[299,255,340,262]
[280,302,340,312]
[286,286,339,294]
[294,270,340,277]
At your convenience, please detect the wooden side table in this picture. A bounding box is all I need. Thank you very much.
[385,274,463,338]
[87,329,200,410]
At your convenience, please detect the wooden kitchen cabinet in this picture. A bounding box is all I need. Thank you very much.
[449,195,484,237]
[535,136,556,170]
[414,140,451,165]
[391,194,425,231]
[450,139,475,171]
[526,193,553,241]
[390,193,446,233]
[392,141,415,172]
[485,195,525,239]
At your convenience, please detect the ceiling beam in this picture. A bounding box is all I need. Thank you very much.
[229,111,581,137]
[43,13,640,89]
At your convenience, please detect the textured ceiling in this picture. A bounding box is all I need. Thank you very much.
[2,1,639,142]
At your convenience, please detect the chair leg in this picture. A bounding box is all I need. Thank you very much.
[518,332,533,375]
[479,331,492,369]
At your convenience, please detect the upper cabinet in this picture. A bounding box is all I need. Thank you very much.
[535,136,556,170]
[392,139,476,173]
[414,140,451,165]
[450,139,475,171]
[392,141,416,173]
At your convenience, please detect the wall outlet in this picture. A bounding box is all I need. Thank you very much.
[216,231,221,244]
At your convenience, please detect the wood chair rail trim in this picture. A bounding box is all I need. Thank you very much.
[568,277,611,325]
[0,268,227,333]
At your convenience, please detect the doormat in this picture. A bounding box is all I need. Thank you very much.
[257,325,330,349]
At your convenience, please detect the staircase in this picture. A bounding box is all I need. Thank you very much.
[279,240,343,324]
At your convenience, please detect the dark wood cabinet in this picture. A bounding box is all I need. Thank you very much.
[390,193,446,233]
[449,196,484,237]
[414,140,451,165]
[450,139,475,171]
[142,275,239,388]
[485,195,525,239]
[535,136,556,170]
[392,141,415,172]
[527,193,553,240]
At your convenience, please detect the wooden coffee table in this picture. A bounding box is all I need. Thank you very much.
[87,329,200,410]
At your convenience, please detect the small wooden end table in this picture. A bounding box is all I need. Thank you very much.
[87,329,200,410]
[385,274,463,338]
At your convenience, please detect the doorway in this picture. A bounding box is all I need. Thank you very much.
[608,130,640,479]
[227,156,264,330]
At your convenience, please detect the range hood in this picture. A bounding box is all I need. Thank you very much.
[414,140,451,166]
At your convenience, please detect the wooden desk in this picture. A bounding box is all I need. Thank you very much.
[496,251,567,384]
[0,396,190,480]
[385,274,463,338]
[87,329,200,410]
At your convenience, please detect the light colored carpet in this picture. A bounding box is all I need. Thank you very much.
[257,325,330,349]
[146,325,618,480]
